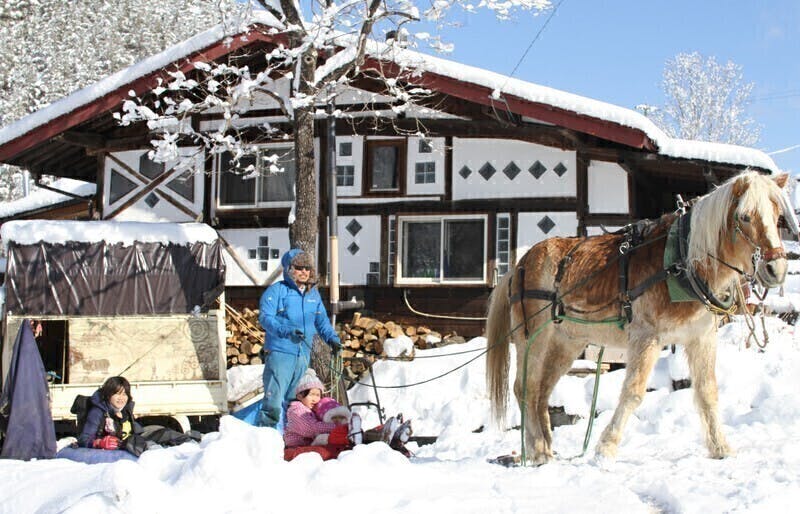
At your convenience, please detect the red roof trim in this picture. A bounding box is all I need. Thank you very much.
[1,33,657,162]
[363,58,658,152]
[0,29,286,162]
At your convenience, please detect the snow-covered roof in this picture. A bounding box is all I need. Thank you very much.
[0,11,283,150]
[388,47,779,172]
[0,178,96,219]
[0,220,219,247]
[0,12,779,174]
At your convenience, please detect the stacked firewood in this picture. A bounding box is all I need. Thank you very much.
[224,305,264,368]
[338,312,466,358]
[224,308,467,370]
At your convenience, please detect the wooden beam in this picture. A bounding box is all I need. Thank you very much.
[57,131,106,149]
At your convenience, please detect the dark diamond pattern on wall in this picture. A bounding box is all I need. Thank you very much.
[553,162,568,177]
[529,161,547,179]
[503,162,521,180]
[459,165,472,179]
[478,162,496,180]
[348,242,360,255]
[346,219,363,236]
[537,215,556,234]
[144,193,160,208]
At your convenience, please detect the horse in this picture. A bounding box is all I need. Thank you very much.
[485,171,797,465]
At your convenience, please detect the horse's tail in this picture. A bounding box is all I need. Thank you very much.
[486,269,513,428]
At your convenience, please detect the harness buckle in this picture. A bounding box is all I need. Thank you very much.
[619,241,630,254]
[675,194,687,215]
[752,246,763,270]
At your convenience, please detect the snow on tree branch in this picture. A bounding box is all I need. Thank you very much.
[642,51,761,147]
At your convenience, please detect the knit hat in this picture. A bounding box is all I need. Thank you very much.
[291,251,315,269]
[314,397,351,424]
[295,369,325,398]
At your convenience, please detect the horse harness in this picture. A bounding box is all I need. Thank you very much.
[508,212,747,336]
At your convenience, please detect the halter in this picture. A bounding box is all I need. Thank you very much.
[717,214,787,285]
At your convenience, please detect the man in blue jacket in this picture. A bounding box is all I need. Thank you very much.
[257,248,342,429]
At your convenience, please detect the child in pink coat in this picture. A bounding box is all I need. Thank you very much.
[283,369,413,460]
[283,369,362,452]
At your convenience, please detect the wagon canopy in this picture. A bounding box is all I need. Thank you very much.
[0,221,225,316]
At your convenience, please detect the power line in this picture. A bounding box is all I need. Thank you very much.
[750,89,800,103]
[502,0,568,88]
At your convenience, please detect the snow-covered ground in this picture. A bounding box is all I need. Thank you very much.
[2,311,799,513]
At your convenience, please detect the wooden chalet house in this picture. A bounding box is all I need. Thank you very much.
[0,15,781,336]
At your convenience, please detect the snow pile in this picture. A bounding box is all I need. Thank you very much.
[382,335,414,358]
[226,363,263,402]
[2,318,800,513]
[0,179,95,219]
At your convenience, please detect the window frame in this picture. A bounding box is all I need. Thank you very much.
[395,214,488,285]
[364,139,406,196]
[495,213,511,279]
[215,143,296,209]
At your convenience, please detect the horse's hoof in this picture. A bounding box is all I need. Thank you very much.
[528,453,552,466]
[709,444,734,459]
[594,441,618,460]
[591,452,617,470]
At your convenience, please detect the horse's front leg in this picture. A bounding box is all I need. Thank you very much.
[684,337,731,459]
[596,336,661,460]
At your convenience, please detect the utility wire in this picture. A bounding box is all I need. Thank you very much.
[501,0,568,89]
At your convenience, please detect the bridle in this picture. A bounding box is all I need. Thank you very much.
[712,211,787,286]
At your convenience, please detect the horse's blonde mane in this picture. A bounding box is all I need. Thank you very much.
[688,171,782,268]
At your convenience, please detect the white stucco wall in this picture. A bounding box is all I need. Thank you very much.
[452,138,576,201]
[218,228,290,287]
[588,161,629,214]
[406,136,445,196]
[334,135,364,197]
[516,211,579,262]
[331,215,381,286]
[103,148,204,222]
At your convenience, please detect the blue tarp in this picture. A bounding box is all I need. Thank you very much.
[0,320,57,460]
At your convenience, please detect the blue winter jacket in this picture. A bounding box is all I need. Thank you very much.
[78,390,137,448]
[258,249,340,357]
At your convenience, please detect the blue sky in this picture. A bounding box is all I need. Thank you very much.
[432,0,800,174]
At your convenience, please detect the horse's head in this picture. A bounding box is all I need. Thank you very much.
[690,171,797,289]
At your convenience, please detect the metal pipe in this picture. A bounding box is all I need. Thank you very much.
[327,89,340,324]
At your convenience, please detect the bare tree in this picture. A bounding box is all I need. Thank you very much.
[120,0,552,257]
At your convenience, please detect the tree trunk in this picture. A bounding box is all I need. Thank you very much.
[289,46,319,261]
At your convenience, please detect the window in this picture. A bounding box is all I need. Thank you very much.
[339,142,352,157]
[388,216,396,284]
[414,162,436,184]
[397,215,486,284]
[366,140,403,193]
[496,214,511,276]
[217,146,296,207]
[336,165,355,187]
[109,169,137,204]
[418,139,433,153]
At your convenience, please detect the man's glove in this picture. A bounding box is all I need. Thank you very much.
[329,340,343,353]
[93,435,120,450]
[291,329,305,343]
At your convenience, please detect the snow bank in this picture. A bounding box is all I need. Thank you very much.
[2,317,800,513]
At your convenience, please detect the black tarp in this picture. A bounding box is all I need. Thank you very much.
[0,321,57,460]
[4,240,225,316]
